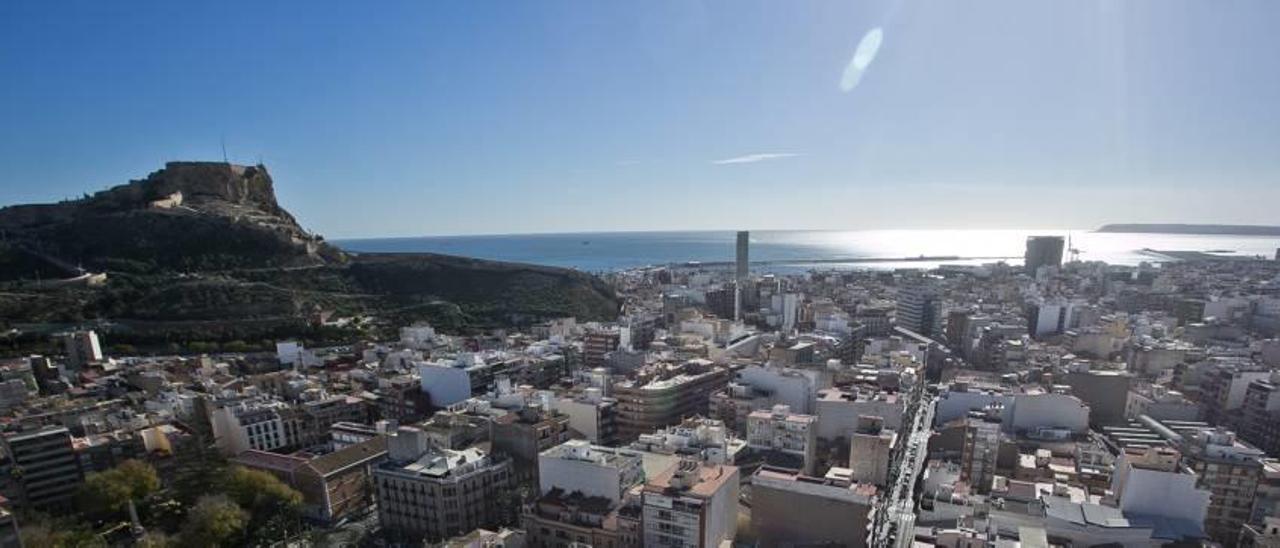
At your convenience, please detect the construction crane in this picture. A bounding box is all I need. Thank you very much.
[1067,232,1082,263]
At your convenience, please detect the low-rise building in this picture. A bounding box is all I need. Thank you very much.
[234,435,389,524]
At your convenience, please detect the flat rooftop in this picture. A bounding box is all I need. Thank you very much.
[645,461,737,499]
[386,446,490,478]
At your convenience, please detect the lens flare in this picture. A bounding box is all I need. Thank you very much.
[840,27,884,92]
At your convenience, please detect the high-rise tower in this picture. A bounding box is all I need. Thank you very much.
[735,231,749,320]
[1024,235,1065,274]
[736,231,749,281]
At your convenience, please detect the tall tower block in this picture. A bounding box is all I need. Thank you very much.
[735,231,749,321]
[735,231,749,281]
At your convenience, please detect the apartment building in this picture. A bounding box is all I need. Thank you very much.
[960,413,1002,494]
[751,466,877,548]
[1198,358,1271,430]
[524,488,643,548]
[1183,428,1267,545]
[745,404,817,474]
[554,387,619,445]
[373,427,515,543]
[525,440,647,548]
[2,426,84,509]
[849,415,896,488]
[491,405,572,484]
[641,460,739,548]
[1241,373,1280,456]
[209,399,297,455]
[614,361,731,441]
[538,440,644,504]
[584,329,622,369]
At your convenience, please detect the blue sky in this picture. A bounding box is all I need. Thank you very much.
[2,1,1278,237]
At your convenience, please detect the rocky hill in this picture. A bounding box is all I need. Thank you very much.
[0,162,618,353]
[0,162,343,274]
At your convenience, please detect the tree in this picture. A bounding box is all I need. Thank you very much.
[180,495,247,548]
[223,466,304,544]
[223,466,302,511]
[109,343,137,355]
[221,340,252,353]
[78,472,132,516]
[19,513,107,548]
[77,459,160,516]
[137,531,176,548]
[114,459,160,497]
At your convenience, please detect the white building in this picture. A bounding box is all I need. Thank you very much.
[736,365,819,414]
[1008,390,1090,436]
[1110,447,1210,527]
[275,340,320,369]
[418,361,474,407]
[770,293,802,333]
[537,440,644,505]
[895,281,940,338]
[746,404,818,474]
[400,324,438,349]
[553,387,617,444]
[935,382,1089,435]
[276,341,302,365]
[815,387,903,440]
[62,330,103,368]
[1029,298,1079,339]
[209,400,295,455]
[630,417,745,465]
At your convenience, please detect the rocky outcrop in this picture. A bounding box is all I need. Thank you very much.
[79,162,287,215]
[0,162,339,273]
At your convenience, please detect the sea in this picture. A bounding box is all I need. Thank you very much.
[334,229,1280,273]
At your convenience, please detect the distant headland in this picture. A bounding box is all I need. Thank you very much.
[1096,224,1280,236]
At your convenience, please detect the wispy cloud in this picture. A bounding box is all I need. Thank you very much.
[615,159,642,167]
[712,152,800,165]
